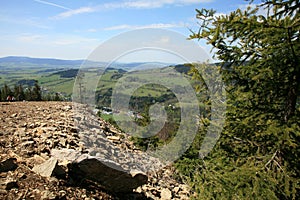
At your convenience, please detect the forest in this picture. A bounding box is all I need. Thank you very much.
[0,81,62,102]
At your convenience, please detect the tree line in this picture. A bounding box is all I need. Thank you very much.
[0,81,63,102]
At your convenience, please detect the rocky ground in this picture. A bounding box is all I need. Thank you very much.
[0,102,194,200]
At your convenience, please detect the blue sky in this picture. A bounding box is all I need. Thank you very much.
[0,0,260,62]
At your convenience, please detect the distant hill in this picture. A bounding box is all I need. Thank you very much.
[0,56,84,66]
[0,56,173,70]
[115,62,173,71]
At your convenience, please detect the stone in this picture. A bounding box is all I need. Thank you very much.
[0,158,18,173]
[51,148,80,162]
[40,123,47,127]
[63,105,72,111]
[41,190,57,200]
[32,157,59,177]
[0,102,192,199]
[173,186,180,194]
[60,150,148,193]
[135,187,142,193]
[29,154,46,165]
[21,140,35,147]
[107,136,120,142]
[145,191,157,199]
[160,188,172,200]
[29,123,36,128]
[10,113,18,118]
[59,138,67,147]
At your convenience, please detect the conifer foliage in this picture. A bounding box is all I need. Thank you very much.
[177,0,300,199]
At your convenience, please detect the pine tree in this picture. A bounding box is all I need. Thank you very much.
[177,0,300,199]
[24,87,32,101]
[16,84,25,101]
[32,81,42,101]
[1,84,12,101]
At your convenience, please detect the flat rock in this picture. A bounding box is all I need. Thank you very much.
[52,149,147,193]
[32,157,58,177]
[160,188,172,200]
[72,158,147,193]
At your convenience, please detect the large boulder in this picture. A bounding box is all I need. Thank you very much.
[51,149,148,193]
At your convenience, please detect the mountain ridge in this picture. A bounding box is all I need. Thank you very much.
[0,56,174,70]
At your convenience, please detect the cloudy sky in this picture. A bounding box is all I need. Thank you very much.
[0,0,261,62]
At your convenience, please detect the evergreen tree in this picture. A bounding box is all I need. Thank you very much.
[177,0,300,199]
[17,84,25,101]
[1,84,12,101]
[13,84,19,100]
[32,81,42,101]
[24,87,33,101]
[54,93,61,101]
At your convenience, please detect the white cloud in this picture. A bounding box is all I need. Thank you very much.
[53,0,214,19]
[33,0,71,10]
[120,0,214,8]
[104,23,185,30]
[104,24,132,31]
[106,0,214,10]
[53,6,97,19]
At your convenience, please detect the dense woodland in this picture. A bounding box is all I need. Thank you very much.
[0,82,62,101]
[175,0,300,199]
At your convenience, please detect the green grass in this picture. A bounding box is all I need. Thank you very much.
[0,65,198,105]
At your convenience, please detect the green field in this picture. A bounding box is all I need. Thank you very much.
[0,62,199,107]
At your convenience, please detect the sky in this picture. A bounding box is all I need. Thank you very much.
[0,0,261,63]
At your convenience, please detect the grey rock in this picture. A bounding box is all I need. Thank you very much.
[107,136,120,142]
[32,157,60,177]
[52,148,148,193]
[160,188,172,200]
[173,186,180,194]
[70,157,147,193]
[51,148,81,162]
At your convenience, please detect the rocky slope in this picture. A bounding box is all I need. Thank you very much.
[0,102,193,199]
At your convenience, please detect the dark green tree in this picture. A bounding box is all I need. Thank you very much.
[24,87,33,101]
[1,84,12,101]
[32,81,42,101]
[54,93,61,101]
[13,84,25,101]
[18,85,25,101]
[177,0,300,199]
